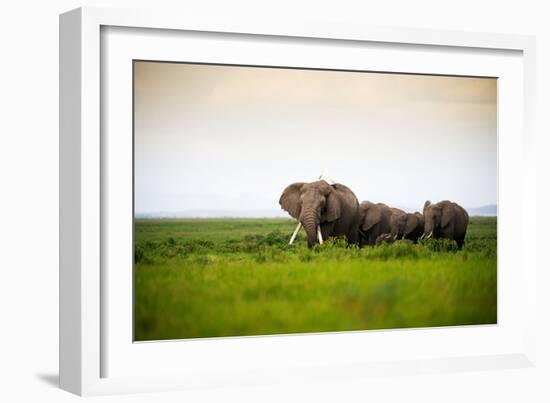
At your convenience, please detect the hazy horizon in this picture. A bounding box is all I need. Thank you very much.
[134,62,497,217]
[134,204,497,218]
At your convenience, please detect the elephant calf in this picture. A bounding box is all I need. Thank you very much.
[423,200,469,249]
[375,233,396,246]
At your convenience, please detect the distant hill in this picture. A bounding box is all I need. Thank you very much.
[466,205,497,216]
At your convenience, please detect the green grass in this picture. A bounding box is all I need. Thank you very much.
[134,217,497,341]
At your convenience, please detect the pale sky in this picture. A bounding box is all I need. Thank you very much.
[134,61,497,216]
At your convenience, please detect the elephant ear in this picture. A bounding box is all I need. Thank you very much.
[362,206,381,231]
[441,204,455,228]
[404,214,418,235]
[279,182,305,219]
[324,189,341,222]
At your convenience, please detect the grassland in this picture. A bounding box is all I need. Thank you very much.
[134,216,497,341]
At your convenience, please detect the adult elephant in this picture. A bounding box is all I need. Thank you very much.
[423,200,469,249]
[279,180,360,248]
[357,201,392,246]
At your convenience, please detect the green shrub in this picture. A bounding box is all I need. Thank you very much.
[262,231,288,246]
[133,218,497,267]
[298,247,314,262]
[391,240,419,259]
[255,246,286,263]
[360,240,420,260]
[321,236,349,249]
[193,255,212,266]
[419,238,458,252]
[464,239,497,257]
[134,244,150,264]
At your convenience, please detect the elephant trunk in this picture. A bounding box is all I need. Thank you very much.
[301,208,319,248]
[424,220,433,238]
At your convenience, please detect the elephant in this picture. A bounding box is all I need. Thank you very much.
[389,209,425,243]
[357,201,393,246]
[279,180,360,248]
[389,208,408,240]
[404,212,425,243]
[375,233,396,246]
[423,200,469,249]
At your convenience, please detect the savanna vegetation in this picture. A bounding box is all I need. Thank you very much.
[134,216,497,341]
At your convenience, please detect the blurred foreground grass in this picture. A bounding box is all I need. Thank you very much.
[134,217,497,341]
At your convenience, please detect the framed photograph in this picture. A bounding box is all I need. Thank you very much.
[60,7,537,396]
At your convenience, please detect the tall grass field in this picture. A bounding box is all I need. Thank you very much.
[134,217,497,341]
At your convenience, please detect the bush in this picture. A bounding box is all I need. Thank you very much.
[134,244,152,264]
[262,231,289,246]
[133,224,496,267]
[361,240,419,260]
[419,238,458,252]
[297,247,314,262]
[310,237,360,261]
[219,231,289,254]
[464,239,497,257]
[193,254,215,266]
[320,236,349,249]
[391,240,420,259]
[255,246,286,263]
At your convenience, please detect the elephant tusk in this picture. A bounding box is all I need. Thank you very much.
[288,222,302,245]
[419,233,425,240]
[317,225,324,244]
[393,234,398,241]
[427,232,433,239]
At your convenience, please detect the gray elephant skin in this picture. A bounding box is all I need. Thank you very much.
[359,203,425,246]
[390,209,425,243]
[423,200,469,249]
[357,201,393,246]
[279,180,360,247]
[389,208,407,240]
[405,212,425,243]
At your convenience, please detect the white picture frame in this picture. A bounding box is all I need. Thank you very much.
[59,6,537,396]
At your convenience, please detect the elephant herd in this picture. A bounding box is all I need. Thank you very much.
[279,180,469,249]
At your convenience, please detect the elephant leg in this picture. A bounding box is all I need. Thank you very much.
[359,229,369,247]
[347,225,359,246]
[365,224,377,245]
[363,230,372,245]
[320,222,335,242]
[444,224,455,243]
